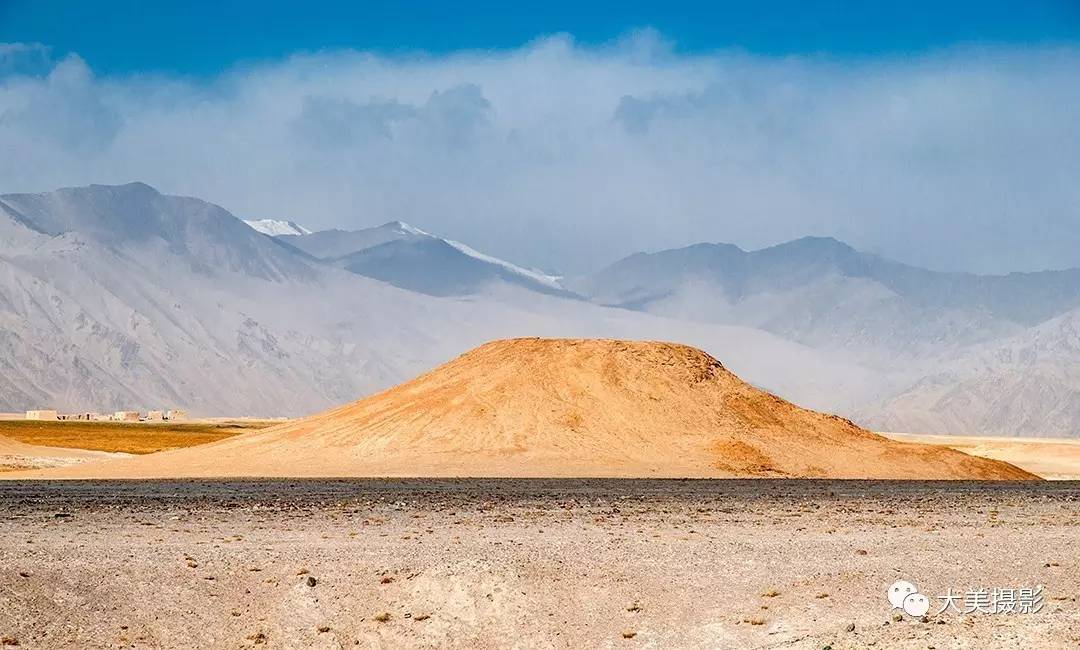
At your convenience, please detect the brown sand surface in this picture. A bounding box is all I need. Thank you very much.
[0,434,127,472]
[8,339,1034,480]
[882,432,1080,480]
[0,480,1076,649]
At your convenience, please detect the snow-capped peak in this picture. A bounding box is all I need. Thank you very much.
[245,219,312,237]
[376,220,562,288]
[443,239,563,288]
[381,220,430,237]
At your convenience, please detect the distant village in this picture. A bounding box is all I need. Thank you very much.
[24,409,188,423]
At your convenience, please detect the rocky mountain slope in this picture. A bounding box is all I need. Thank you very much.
[864,308,1080,436]
[0,184,443,414]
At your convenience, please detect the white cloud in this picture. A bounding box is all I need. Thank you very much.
[1,35,1078,274]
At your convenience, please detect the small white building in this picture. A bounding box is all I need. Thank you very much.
[26,409,59,421]
[113,410,140,422]
[146,410,164,422]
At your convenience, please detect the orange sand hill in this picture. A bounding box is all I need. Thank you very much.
[11,339,1036,480]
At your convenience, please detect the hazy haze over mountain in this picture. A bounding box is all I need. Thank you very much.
[1,181,1079,435]
[0,183,881,419]
[863,308,1080,437]
[570,238,1080,360]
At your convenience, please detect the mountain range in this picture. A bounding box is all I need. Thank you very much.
[1,181,1077,437]
[0,182,871,419]
[567,238,1080,359]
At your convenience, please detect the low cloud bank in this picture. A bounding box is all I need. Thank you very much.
[2,35,1078,273]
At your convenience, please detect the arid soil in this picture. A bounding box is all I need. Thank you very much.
[882,433,1080,480]
[9,339,1034,480]
[0,434,127,472]
[1,480,1076,649]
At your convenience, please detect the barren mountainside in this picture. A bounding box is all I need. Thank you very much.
[864,308,1080,436]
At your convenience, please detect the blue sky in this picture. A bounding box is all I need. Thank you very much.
[2,0,1079,75]
[1,2,1079,274]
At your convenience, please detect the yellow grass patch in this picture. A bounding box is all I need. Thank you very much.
[0,419,279,454]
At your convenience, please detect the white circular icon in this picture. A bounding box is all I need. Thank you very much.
[888,581,918,609]
[903,592,930,617]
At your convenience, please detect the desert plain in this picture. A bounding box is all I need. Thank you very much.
[0,480,1077,649]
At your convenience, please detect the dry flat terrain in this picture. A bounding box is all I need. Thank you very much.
[8,339,1033,480]
[0,480,1076,649]
[0,419,275,455]
[0,434,126,472]
[882,433,1080,480]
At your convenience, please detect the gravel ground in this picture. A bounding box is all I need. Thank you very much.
[1,480,1077,649]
